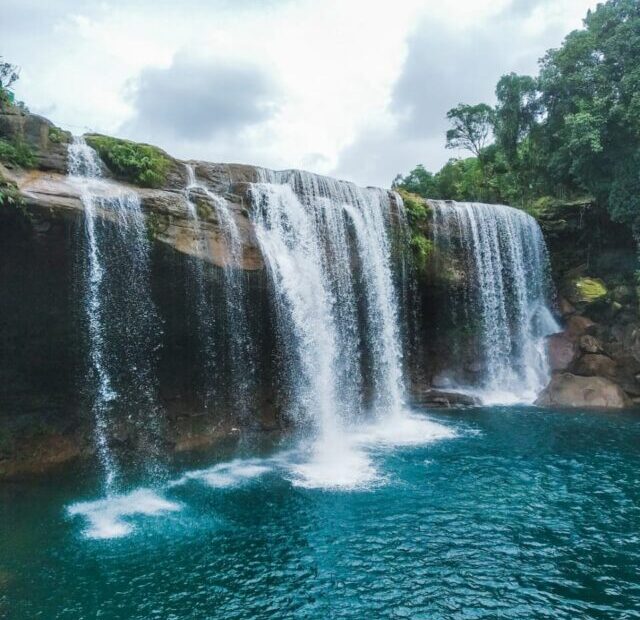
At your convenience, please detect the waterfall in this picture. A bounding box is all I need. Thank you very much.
[249,170,407,469]
[431,201,559,403]
[184,164,256,417]
[68,137,163,491]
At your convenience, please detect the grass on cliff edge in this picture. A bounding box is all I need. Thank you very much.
[85,134,171,188]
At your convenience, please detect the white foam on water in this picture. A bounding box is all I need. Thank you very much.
[67,489,181,539]
[170,458,273,489]
[287,438,379,491]
[285,409,455,490]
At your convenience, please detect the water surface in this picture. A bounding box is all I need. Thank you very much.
[2,406,640,619]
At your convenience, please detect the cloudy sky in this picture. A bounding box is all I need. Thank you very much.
[2,0,598,187]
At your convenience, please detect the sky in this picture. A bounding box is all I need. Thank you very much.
[2,0,599,187]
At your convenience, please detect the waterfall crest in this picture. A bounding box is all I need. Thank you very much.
[431,200,559,404]
[68,137,164,491]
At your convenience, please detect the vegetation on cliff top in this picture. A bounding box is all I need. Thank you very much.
[85,134,171,188]
[394,0,640,240]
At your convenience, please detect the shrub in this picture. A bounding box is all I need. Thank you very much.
[48,126,69,144]
[410,233,433,271]
[0,138,36,168]
[85,134,171,188]
[0,177,30,220]
[397,187,430,224]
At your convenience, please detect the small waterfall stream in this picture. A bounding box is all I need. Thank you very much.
[68,137,164,491]
[184,164,256,417]
[431,201,559,403]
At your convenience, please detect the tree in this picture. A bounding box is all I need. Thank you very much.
[0,57,20,107]
[494,73,540,166]
[392,164,438,197]
[538,0,640,224]
[445,103,494,158]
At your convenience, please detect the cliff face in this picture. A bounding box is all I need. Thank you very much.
[535,200,640,408]
[0,107,280,478]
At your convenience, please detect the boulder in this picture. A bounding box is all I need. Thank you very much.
[565,314,595,340]
[573,353,618,379]
[546,333,578,371]
[558,297,576,317]
[536,373,630,409]
[578,334,604,354]
[416,389,481,408]
[611,284,634,304]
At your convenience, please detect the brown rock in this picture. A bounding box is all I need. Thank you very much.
[565,314,595,340]
[573,353,618,379]
[579,334,603,354]
[416,389,481,407]
[559,297,576,317]
[535,373,630,409]
[547,333,578,371]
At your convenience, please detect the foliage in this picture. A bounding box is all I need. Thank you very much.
[0,138,36,168]
[396,187,429,223]
[445,103,494,158]
[146,212,170,240]
[410,233,433,271]
[393,188,433,271]
[0,57,19,108]
[0,177,30,220]
[195,199,212,221]
[85,134,171,188]
[394,0,640,237]
[48,126,69,144]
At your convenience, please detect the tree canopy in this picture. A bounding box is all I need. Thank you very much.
[394,0,640,235]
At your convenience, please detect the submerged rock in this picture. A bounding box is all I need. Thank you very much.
[416,389,481,408]
[536,373,630,409]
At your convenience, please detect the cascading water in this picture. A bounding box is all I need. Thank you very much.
[249,170,410,486]
[68,137,164,491]
[184,164,256,417]
[431,200,560,404]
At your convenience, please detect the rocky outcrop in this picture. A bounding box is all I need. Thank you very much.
[535,373,630,409]
[538,198,640,408]
[0,107,281,479]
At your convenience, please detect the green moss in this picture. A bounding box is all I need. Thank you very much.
[0,177,30,221]
[397,187,431,224]
[146,212,169,240]
[85,134,171,188]
[573,277,608,303]
[0,138,36,168]
[410,232,433,271]
[195,199,212,221]
[48,126,69,144]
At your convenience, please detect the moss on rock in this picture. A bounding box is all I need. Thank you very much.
[572,277,608,303]
[85,134,171,188]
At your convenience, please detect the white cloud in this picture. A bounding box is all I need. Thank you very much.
[1,0,598,186]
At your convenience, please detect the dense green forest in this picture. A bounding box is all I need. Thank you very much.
[394,0,640,238]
